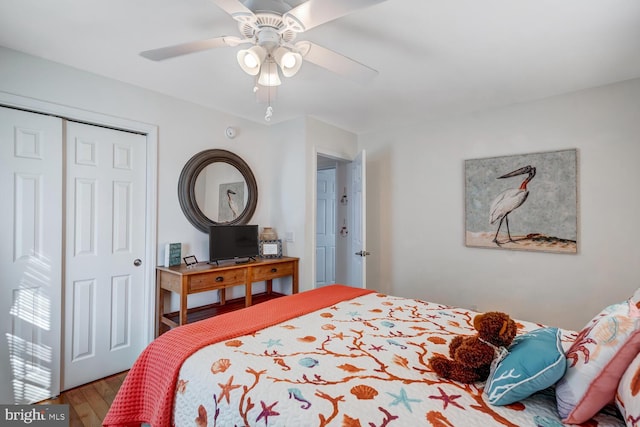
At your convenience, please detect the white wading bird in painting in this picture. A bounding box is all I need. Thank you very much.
[227,189,239,218]
[489,165,536,245]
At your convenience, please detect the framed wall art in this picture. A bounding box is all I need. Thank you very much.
[465,149,577,253]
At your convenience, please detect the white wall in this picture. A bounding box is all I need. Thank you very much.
[360,78,640,331]
[0,46,309,307]
[0,47,361,307]
[9,45,632,332]
[268,116,359,293]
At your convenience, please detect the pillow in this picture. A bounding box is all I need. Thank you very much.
[484,327,566,405]
[615,352,640,427]
[555,298,640,424]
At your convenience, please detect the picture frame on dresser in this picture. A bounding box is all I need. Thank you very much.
[183,255,198,267]
[259,239,282,258]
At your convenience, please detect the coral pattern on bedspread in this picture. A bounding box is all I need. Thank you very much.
[174,291,623,426]
[104,285,374,427]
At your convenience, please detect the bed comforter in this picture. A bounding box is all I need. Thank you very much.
[105,285,624,427]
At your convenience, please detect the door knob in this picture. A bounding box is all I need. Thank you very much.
[133,259,142,266]
[355,251,371,257]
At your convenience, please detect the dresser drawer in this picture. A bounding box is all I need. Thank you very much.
[188,269,247,292]
[252,262,294,281]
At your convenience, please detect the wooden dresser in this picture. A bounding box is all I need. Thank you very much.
[156,257,298,334]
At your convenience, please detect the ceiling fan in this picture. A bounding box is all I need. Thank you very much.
[140,0,387,93]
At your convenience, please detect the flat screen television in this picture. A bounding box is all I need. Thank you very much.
[209,224,259,264]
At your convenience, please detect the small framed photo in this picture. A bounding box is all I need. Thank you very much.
[259,240,282,258]
[183,255,198,267]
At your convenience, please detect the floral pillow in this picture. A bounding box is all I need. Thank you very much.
[616,352,640,427]
[555,296,640,424]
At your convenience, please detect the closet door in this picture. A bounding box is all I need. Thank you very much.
[63,121,147,389]
[0,106,63,404]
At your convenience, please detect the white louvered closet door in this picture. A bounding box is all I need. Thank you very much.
[63,121,147,390]
[0,106,63,404]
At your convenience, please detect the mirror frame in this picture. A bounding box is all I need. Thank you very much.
[178,149,258,233]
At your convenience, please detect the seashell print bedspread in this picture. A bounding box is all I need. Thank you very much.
[173,292,623,426]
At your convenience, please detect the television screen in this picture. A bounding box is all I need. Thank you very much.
[209,224,259,263]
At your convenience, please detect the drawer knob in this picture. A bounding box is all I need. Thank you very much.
[215,276,224,282]
[270,268,277,273]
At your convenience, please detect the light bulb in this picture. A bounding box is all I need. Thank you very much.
[273,47,302,77]
[244,55,258,69]
[237,46,266,76]
[281,52,296,69]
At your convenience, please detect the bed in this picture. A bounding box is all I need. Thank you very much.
[103,284,631,427]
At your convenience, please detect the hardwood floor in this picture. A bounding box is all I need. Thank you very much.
[39,371,128,427]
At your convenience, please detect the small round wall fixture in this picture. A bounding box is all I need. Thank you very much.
[225,126,237,139]
[178,149,258,233]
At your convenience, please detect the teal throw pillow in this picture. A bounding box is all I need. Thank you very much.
[485,327,566,405]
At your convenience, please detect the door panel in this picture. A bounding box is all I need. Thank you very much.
[0,106,63,403]
[110,275,131,350]
[64,122,146,389]
[316,169,336,287]
[71,279,95,361]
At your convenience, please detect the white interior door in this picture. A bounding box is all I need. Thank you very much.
[63,121,147,390]
[349,150,367,288]
[0,106,63,403]
[316,169,336,287]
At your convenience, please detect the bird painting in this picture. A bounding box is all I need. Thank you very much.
[489,165,536,246]
[218,182,245,222]
[465,149,577,253]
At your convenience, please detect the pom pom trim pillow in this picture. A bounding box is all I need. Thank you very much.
[616,351,640,427]
[484,327,566,405]
[556,298,640,424]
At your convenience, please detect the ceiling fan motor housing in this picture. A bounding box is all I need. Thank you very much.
[256,27,281,50]
[238,13,297,46]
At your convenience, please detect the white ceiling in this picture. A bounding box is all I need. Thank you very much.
[1,0,639,134]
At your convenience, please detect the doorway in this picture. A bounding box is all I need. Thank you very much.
[315,153,367,288]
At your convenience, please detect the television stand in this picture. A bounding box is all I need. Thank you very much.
[156,257,299,335]
[235,256,256,264]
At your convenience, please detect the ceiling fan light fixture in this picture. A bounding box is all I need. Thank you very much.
[273,46,302,77]
[237,45,267,75]
[258,59,282,86]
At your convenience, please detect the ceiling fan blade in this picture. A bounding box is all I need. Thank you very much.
[283,0,388,32]
[297,41,378,81]
[140,36,247,61]
[210,0,257,26]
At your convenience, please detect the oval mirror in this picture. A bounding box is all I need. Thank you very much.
[178,149,258,232]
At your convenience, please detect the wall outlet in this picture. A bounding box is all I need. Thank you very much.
[285,231,294,242]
